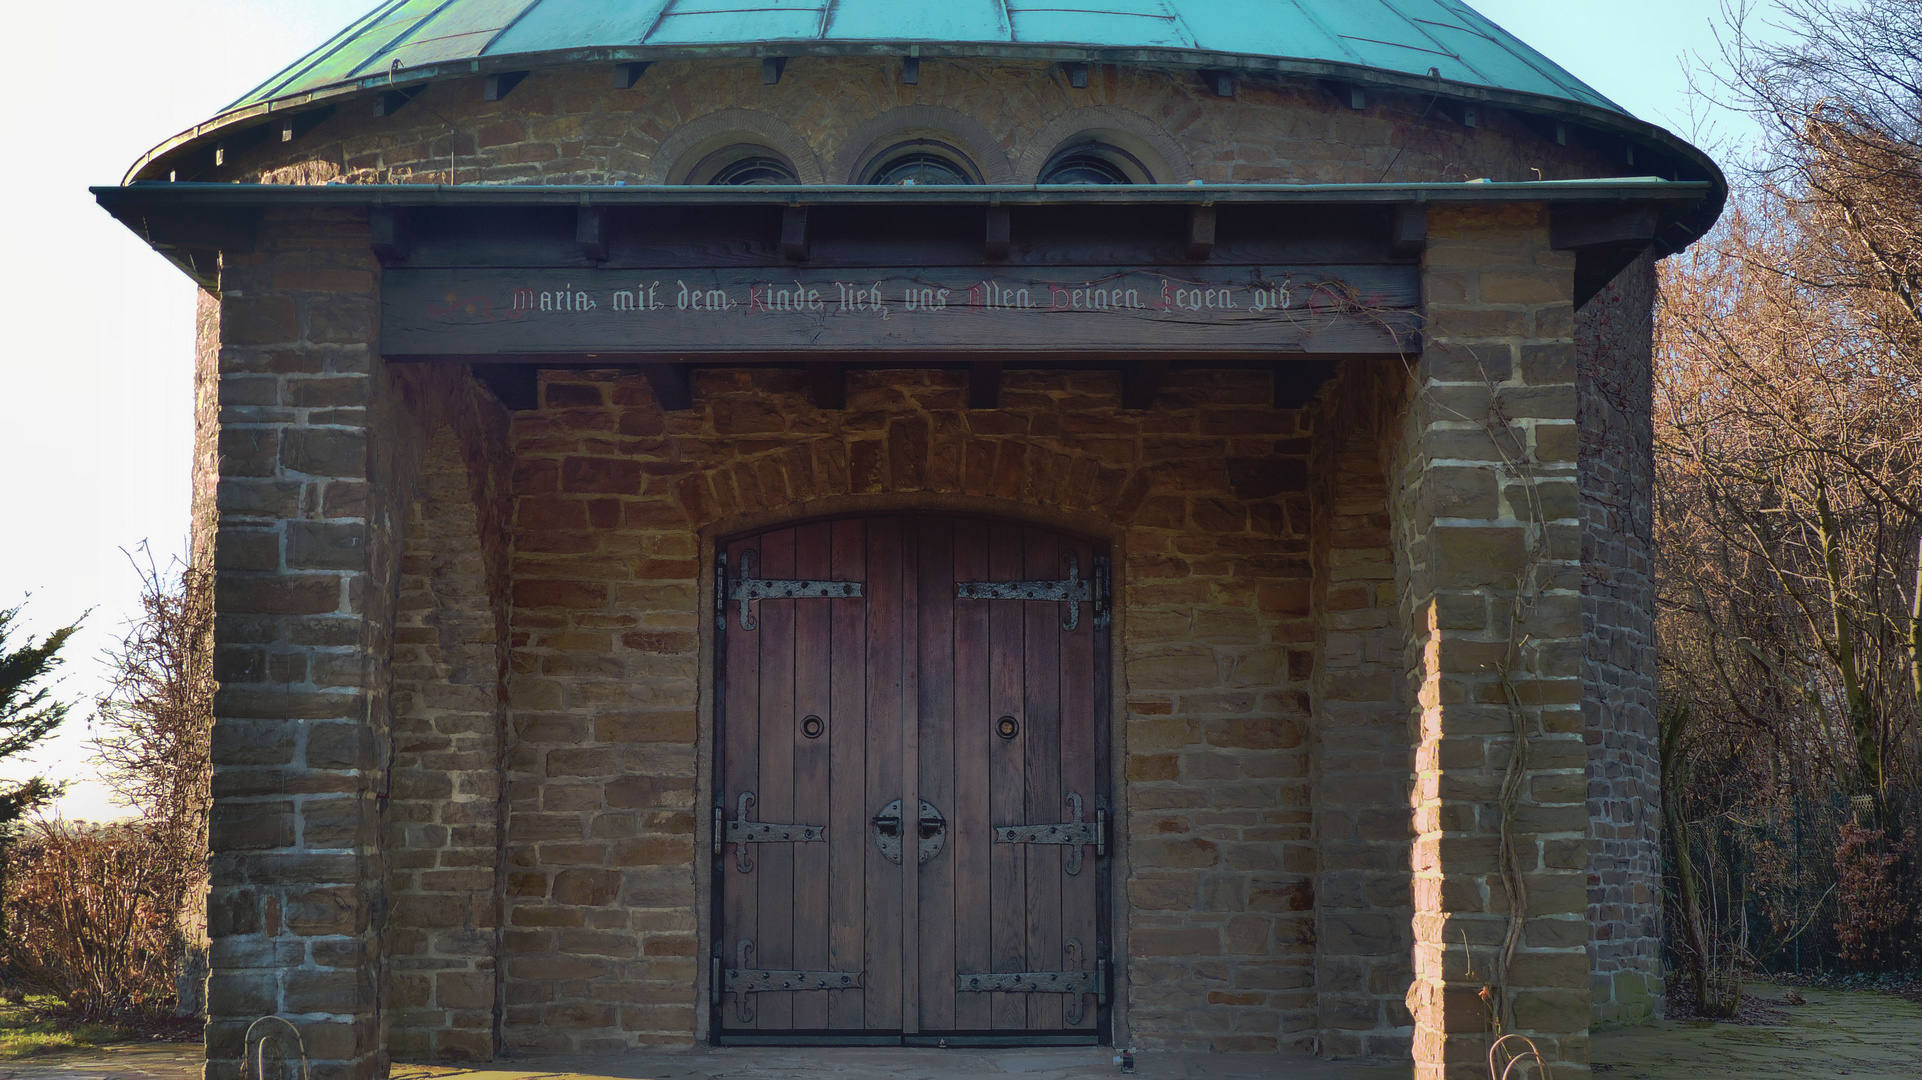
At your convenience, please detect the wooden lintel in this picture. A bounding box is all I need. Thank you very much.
[643,364,693,411]
[763,57,787,85]
[484,71,529,102]
[1122,360,1168,411]
[1273,359,1341,409]
[984,207,1011,261]
[1550,204,1660,251]
[1392,204,1427,257]
[1187,206,1217,260]
[782,206,809,262]
[808,362,846,410]
[968,361,1003,410]
[369,206,410,263]
[615,62,651,89]
[471,364,540,411]
[576,205,607,263]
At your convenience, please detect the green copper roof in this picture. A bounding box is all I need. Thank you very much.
[229,0,1628,116]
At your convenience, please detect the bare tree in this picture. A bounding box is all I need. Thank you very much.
[89,553,215,1013]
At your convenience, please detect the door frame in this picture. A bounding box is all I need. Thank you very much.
[695,503,1130,1047]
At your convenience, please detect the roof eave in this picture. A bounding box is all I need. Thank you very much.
[120,41,1725,235]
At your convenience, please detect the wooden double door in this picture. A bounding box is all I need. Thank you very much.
[713,514,1112,1045]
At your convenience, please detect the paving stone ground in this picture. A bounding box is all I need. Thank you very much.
[2,986,1915,1080]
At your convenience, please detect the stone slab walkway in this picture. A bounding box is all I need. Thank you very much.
[1,986,1916,1080]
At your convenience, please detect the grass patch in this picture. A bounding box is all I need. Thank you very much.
[0,997,134,1059]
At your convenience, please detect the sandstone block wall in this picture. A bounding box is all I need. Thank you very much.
[1574,254,1663,1025]
[1308,359,1416,1059]
[505,365,1329,1053]
[205,206,399,1080]
[1399,204,1595,1077]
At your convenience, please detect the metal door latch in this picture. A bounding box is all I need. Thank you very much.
[726,548,864,631]
[956,939,1108,1024]
[956,553,1110,630]
[717,791,825,874]
[994,792,1107,873]
[872,798,946,865]
[722,940,864,1023]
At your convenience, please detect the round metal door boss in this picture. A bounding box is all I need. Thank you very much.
[801,715,825,739]
[996,715,1019,740]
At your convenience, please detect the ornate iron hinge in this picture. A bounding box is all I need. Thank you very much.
[955,552,1109,630]
[994,792,1106,873]
[727,548,863,631]
[716,792,825,874]
[956,940,1107,1024]
[723,940,863,1023]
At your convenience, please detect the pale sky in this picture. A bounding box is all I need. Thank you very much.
[0,0,1758,821]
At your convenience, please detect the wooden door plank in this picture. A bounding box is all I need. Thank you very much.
[864,517,904,1031]
[756,528,799,1031]
[828,518,869,1031]
[899,521,922,1035]
[720,536,762,1030]
[790,521,834,1029]
[1058,535,1101,1030]
[950,517,994,1031]
[1023,527,1066,1030]
[916,516,958,1032]
[987,521,1029,1030]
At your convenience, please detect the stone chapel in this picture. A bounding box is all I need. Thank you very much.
[94,2,1723,1078]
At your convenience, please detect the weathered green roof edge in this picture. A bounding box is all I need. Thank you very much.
[224,0,1627,116]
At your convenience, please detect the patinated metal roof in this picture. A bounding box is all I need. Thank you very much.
[230,0,1626,116]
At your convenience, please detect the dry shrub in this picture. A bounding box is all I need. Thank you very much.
[1833,821,1917,971]
[0,819,180,1021]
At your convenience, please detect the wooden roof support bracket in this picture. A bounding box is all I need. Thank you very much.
[483,71,528,101]
[644,363,693,412]
[576,205,606,263]
[1188,205,1216,260]
[985,206,1011,261]
[370,205,411,263]
[374,85,423,117]
[1392,203,1427,256]
[763,56,787,84]
[782,205,809,262]
[1552,202,1661,307]
[1122,360,1168,411]
[615,62,651,89]
[808,362,846,410]
[968,361,1003,410]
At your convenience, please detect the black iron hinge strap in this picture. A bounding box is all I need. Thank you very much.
[727,548,864,631]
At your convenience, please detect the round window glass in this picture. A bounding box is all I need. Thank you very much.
[708,156,799,185]
[687,144,799,185]
[1038,142,1154,185]
[864,141,979,185]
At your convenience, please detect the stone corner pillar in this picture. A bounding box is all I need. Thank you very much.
[1396,204,1593,1079]
[203,209,395,1080]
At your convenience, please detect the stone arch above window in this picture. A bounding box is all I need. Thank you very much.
[833,105,1014,185]
[646,108,825,185]
[1016,107,1194,185]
